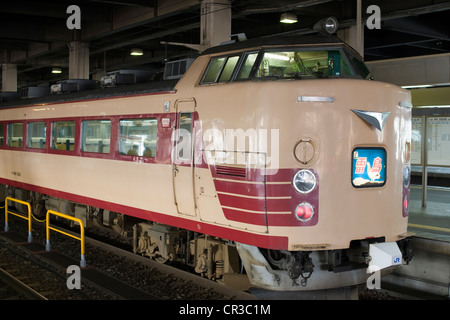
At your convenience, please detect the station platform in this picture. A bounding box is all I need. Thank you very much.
[408,185,450,242]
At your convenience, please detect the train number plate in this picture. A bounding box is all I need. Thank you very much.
[352,147,386,188]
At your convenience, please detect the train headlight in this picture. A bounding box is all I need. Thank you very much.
[403,166,411,188]
[293,169,317,194]
[295,202,314,222]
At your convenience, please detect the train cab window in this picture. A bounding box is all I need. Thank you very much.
[51,121,75,151]
[7,123,23,148]
[201,55,239,84]
[119,118,157,157]
[236,52,258,80]
[202,57,225,83]
[218,56,239,82]
[81,120,111,154]
[255,50,354,79]
[27,122,46,149]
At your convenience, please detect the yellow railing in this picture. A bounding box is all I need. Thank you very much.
[4,197,33,242]
[46,210,86,267]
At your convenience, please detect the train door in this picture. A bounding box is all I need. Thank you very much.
[173,98,197,216]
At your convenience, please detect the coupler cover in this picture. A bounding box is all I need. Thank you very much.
[368,242,403,272]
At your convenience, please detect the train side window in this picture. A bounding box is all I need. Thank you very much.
[0,123,3,146]
[176,113,192,161]
[51,121,75,151]
[7,122,23,148]
[81,120,111,154]
[27,122,47,149]
[119,118,157,157]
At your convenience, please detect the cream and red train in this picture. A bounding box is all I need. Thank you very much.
[0,34,413,292]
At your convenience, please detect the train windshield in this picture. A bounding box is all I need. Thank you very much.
[255,50,354,79]
[201,47,373,84]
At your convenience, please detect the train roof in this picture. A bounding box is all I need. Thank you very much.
[201,33,349,56]
[0,79,179,109]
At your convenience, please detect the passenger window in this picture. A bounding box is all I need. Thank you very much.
[7,123,23,148]
[218,56,239,82]
[236,52,258,80]
[27,122,47,149]
[0,123,4,146]
[119,118,157,157]
[81,120,111,154]
[51,121,75,151]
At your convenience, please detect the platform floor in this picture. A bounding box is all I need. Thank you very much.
[408,185,450,242]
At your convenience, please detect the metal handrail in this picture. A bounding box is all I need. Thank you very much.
[45,210,86,268]
[4,197,33,242]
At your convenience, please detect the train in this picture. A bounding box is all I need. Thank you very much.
[0,33,414,294]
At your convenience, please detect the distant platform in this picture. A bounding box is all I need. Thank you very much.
[408,185,450,242]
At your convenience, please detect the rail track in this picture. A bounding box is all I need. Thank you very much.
[0,265,48,300]
[0,212,255,300]
[2,208,448,301]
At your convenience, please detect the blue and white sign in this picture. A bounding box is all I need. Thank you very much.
[352,148,386,188]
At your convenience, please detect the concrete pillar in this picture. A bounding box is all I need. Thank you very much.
[69,41,89,79]
[338,24,364,58]
[200,0,231,49]
[337,0,364,58]
[2,64,17,92]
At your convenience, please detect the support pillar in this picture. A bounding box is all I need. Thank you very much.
[337,0,364,58]
[69,41,89,79]
[2,63,17,92]
[338,24,364,58]
[201,0,231,49]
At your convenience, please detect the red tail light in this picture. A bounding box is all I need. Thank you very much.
[295,202,314,222]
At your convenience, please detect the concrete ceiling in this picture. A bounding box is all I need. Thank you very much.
[0,0,449,88]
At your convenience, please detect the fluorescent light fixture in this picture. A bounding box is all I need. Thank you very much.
[52,67,62,74]
[130,48,143,56]
[280,13,297,24]
[265,53,290,61]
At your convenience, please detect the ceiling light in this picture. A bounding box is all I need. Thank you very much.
[130,48,143,56]
[280,13,297,24]
[52,67,62,74]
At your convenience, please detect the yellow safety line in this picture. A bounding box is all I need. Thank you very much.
[408,223,450,233]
